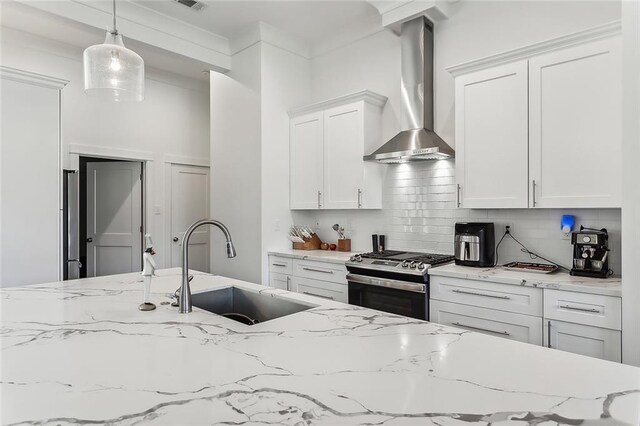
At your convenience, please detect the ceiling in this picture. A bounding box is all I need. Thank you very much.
[132,0,380,43]
[1,0,386,81]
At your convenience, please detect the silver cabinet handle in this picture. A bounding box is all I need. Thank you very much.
[547,320,552,348]
[452,289,511,300]
[286,276,290,291]
[357,189,362,208]
[559,304,601,314]
[532,180,537,207]
[452,322,510,336]
[272,263,287,267]
[457,184,462,208]
[302,291,334,300]
[302,267,333,274]
[317,190,322,208]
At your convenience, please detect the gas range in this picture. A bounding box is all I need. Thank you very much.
[346,250,454,321]
[346,250,455,279]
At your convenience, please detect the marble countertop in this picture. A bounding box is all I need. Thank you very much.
[2,268,639,425]
[268,248,353,265]
[429,263,623,297]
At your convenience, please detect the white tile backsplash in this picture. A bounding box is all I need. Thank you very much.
[383,160,621,274]
[291,159,621,274]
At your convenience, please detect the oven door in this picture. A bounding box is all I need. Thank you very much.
[347,273,428,320]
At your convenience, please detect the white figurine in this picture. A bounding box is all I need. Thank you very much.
[139,233,157,311]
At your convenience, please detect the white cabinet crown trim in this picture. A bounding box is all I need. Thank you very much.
[289,90,388,117]
[445,20,621,77]
[0,66,69,89]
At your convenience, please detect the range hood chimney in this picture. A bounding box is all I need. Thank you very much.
[364,17,454,163]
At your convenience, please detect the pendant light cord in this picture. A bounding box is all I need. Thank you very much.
[112,0,118,35]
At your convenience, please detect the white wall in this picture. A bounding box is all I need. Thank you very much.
[0,26,210,269]
[210,43,263,283]
[621,0,640,366]
[260,43,311,284]
[292,1,623,270]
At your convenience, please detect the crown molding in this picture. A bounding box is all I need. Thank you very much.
[15,0,232,73]
[289,90,388,117]
[0,65,69,90]
[368,0,454,33]
[446,20,622,77]
[229,22,311,59]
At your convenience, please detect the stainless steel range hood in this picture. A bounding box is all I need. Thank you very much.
[364,17,454,163]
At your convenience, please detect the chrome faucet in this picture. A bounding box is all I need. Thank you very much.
[178,219,237,313]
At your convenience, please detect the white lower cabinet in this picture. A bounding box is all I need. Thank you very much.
[543,319,622,363]
[429,275,622,362]
[268,255,348,303]
[431,300,542,345]
[269,272,291,291]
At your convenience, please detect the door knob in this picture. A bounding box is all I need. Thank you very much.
[173,237,179,242]
[86,237,93,243]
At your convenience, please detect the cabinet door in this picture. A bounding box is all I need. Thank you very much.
[290,112,324,209]
[544,319,621,362]
[323,103,364,209]
[455,61,529,208]
[269,272,290,291]
[431,300,543,345]
[529,38,621,208]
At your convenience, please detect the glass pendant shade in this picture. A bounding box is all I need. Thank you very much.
[83,32,144,102]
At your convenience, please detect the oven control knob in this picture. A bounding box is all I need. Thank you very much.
[417,262,426,270]
[401,260,410,268]
[356,255,362,262]
[350,255,357,262]
[409,261,417,269]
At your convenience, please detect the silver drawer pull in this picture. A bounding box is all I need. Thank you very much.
[302,267,333,274]
[452,289,511,300]
[452,322,510,336]
[302,291,334,300]
[559,304,601,314]
[272,263,287,267]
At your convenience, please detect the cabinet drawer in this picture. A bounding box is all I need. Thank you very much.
[544,319,621,362]
[269,272,291,291]
[293,259,347,284]
[269,255,293,275]
[430,300,542,345]
[292,276,347,303]
[430,276,542,316]
[544,290,621,330]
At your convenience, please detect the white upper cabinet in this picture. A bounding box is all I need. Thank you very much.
[290,112,324,209]
[289,91,387,210]
[455,61,529,208]
[449,24,622,209]
[529,37,621,208]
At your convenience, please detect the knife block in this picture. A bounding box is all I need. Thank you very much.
[337,239,351,252]
[292,233,322,250]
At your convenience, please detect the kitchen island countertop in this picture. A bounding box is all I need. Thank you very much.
[1,268,638,425]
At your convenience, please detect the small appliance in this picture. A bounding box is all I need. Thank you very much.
[454,222,495,267]
[570,227,610,278]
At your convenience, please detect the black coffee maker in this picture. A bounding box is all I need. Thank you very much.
[570,226,609,278]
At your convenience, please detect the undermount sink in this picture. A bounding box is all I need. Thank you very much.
[191,287,316,325]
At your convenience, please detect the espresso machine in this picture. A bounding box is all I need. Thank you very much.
[570,226,610,278]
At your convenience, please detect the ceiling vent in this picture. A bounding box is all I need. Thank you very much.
[174,0,206,11]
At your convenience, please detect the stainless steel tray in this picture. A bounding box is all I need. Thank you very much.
[502,262,558,274]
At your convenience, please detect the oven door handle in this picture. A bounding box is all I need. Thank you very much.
[347,273,426,294]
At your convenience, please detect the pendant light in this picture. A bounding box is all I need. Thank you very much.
[83,0,144,102]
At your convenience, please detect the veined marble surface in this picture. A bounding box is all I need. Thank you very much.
[268,249,353,265]
[1,268,638,425]
[429,264,622,297]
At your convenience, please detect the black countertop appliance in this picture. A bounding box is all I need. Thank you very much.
[454,222,495,267]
